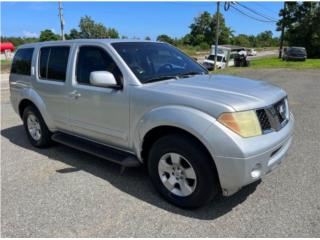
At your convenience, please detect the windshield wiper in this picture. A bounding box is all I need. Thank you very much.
[143,75,179,83]
[143,71,204,83]
[177,71,203,78]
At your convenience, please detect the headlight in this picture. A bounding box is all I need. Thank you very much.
[217,111,262,138]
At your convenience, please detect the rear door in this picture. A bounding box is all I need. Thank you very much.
[33,45,72,131]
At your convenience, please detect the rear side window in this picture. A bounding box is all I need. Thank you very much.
[39,46,70,82]
[11,48,34,75]
[76,46,122,85]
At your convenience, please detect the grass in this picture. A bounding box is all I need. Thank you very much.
[215,67,243,75]
[250,57,320,69]
[177,45,210,57]
[1,59,12,64]
[254,47,278,52]
[1,59,12,73]
[214,57,320,75]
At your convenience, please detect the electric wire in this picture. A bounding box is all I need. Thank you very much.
[230,5,277,24]
[235,2,278,22]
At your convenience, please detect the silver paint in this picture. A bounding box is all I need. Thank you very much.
[9,39,294,196]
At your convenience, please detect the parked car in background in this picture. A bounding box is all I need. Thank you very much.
[10,39,294,208]
[247,48,257,56]
[282,47,307,61]
[202,54,226,70]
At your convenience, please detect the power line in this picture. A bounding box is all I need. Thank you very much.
[236,2,278,22]
[254,2,280,16]
[229,5,276,24]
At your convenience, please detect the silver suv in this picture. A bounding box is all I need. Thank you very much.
[9,39,294,208]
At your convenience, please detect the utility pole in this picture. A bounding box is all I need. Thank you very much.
[278,1,286,58]
[214,1,220,71]
[58,2,65,40]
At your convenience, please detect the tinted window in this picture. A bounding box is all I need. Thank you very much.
[11,48,34,75]
[288,47,306,54]
[208,55,223,61]
[76,46,122,85]
[39,46,70,81]
[39,47,50,79]
[112,42,207,83]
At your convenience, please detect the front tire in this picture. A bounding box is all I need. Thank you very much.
[22,105,52,148]
[148,134,219,208]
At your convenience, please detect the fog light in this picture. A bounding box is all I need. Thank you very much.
[251,163,262,179]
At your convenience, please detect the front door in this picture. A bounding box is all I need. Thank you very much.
[67,45,130,149]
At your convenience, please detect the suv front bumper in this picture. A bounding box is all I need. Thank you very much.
[205,113,294,196]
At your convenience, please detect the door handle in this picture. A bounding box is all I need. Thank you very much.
[69,90,81,99]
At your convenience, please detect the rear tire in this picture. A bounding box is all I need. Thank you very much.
[148,134,219,208]
[22,105,52,148]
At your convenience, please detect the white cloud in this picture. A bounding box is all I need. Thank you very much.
[22,30,38,38]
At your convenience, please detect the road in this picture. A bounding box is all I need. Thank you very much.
[196,49,277,64]
[1,69,320,237]
[247,49,278,60]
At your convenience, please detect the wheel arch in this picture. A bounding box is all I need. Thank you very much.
[140,125,222,191]
[17,88,55,130]
[19,99,37,118]
[141,125,210,163]
[134,105,217,159]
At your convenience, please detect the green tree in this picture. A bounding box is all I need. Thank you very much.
[248,35,257,47]
[232,34,250,47]
[189,11,233,46]
[156,34,175,44]
[39,29,60,42]
[1,36,38,47]
[145,36,151,40]
[76,15,119,39]
[180,34,192,45]
[65,28,80,40]
[277,2,320,58]
[256,31,274,47]
[108,28,119,38]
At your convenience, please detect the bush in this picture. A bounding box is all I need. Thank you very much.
[199,42,210,50]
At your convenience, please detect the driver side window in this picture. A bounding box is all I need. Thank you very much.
[76,46,122,85]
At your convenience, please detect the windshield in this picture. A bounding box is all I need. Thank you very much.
[112,42,207,83]
[288,47,306,54]
[208,55,223,62]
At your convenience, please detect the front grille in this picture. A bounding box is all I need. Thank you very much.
[256,109,271,131]
[256,98,289,134]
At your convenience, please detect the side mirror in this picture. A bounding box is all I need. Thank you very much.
[89,71,120,89]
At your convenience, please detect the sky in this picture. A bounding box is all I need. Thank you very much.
[1,1,283,40]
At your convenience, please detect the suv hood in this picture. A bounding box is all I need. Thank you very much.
[146,74,287,113]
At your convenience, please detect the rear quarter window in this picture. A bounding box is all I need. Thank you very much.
[11,48,34,75]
